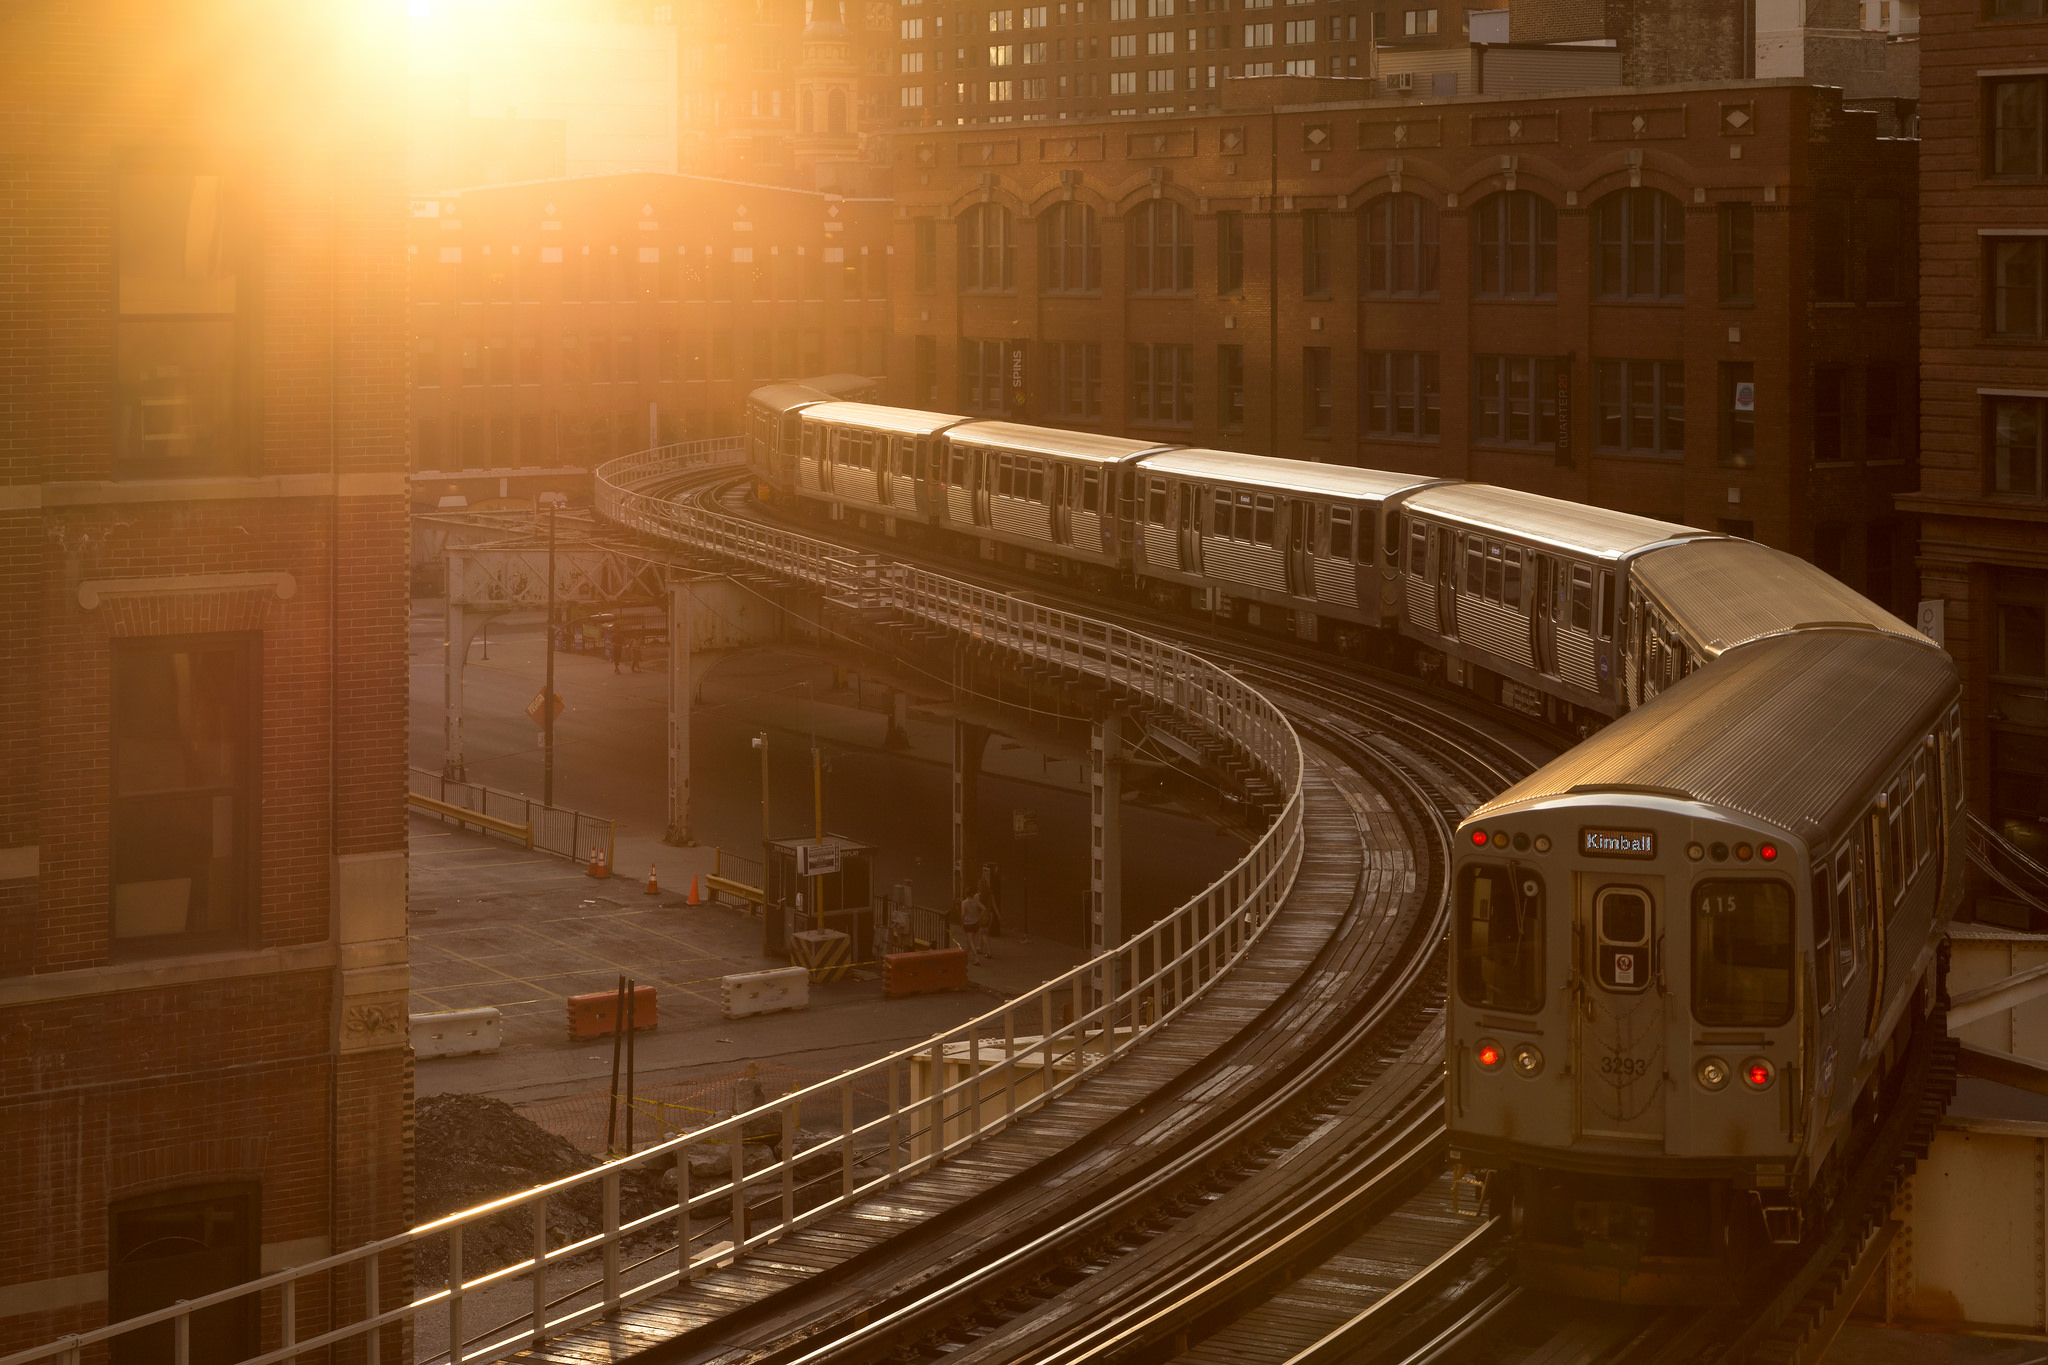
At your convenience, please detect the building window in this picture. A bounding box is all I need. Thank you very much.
[416,417,440,471]
[1867,365,1900,460]
[519,335,541,385]
[1219,344,1246,430]
[1718,202,1755,303]
[460,416,485,467]
[1591,189,1684,301]
[1472,356,1561,447]
[111,635,255,953]
[869,328,889,374]
[1302,210,1330,296]
[1991,395,2048,495]
[1989,237,2047,337]
[1992,570,2048,849]
[959,204,1015,291]
[589,332,611,384]
[916,335,939,405]
[116,163,243,474]
[659,331,678,382]
[1043,341,1102,419]
[1593,360,1685,456]
[1863,198,1905,302]
[110,1185,259,1365]
[962,338,1008,413]
[1302,346,1333,434]
[1361,193,1438,297]
[1720,361,1756,467]
[1129,200,1194,293]
[416,337,439,388]
[1989,76,2046,177]
[1814,197,1850,302]
[915,218,939,291]
[1217,210,1245,294]
[1813,366,1846,461]
[488,334,512,386]
[1362,351,1439,439]
[1471,191,1557,300]
[1129,342,1195,424]
[1040,202,1101,291]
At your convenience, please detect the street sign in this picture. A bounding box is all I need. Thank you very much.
[526,691,565,725]
[797,842,840,876]
[1013,809,1038,838]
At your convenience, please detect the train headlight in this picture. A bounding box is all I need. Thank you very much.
[1533,835,1552,853]
[1511,1043,1544,1077]
[1476,1039,1505,1071]
[1696,1056,1731,1091]
[1686,842,1705,861]
[1743,1057,1775,1090]
[1470,829,1488,847]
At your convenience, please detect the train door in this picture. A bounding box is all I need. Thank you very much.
[1286,502,1314,597]
[1434,528,1459,639]
[1575,877,1667,1143]
[914,438,932,517]
[1051,464,1071,543]
[972,449,992,527]
[876,435,891,504]
[1530,554,1558,676]
[1176,482,1202,573]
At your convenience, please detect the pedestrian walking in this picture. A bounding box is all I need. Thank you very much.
[979,863,1004,938]
[606,630,619,674]
[960,890,988,964]
[629,637,643,673]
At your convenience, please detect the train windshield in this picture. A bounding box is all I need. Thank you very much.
[1691,880,1795,1027]
[1456,864,1543,1013]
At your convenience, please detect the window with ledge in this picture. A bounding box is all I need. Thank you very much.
[1988,237,2047,338]
[1360,193,1438,297]
[961,338,1008,413]
[1594,359,1685,456]
[116,163,246,475]
[1989,76,2046,176]
[1042,340,1102,419]
[1866,365,1901,460]
[1039,201,1101,291]
[1219,344,1246,430]
[1128,200,1194,293]
[1470,191,1557,300]
[110,1185,259,1365]
[1990,395,2048,495]
[1987,0,2047,19]
[1362,351,1438,439]
[1813,197,1850,302]
[958,204,1016,291]
[1862,198,1906,302]
[915,218,939,291]
[111,635,256,956]
[1217,210,1245,294]
[1591,188,1684,301]
[1471,354,1560,447]
[1812,365,1846,461]
[1302,346,1333,434]
[1129,342,1194,424]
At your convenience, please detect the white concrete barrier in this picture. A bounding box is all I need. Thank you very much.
[721,966,809,1020]
[410,1007,502,1058]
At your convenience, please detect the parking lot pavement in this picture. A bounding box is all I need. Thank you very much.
[408,814,1084,1108]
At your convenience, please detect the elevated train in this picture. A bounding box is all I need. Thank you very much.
[742,385,1961,1301]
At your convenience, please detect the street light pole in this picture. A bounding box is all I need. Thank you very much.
[544,502,556,807]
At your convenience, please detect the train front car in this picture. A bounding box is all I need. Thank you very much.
[1449,628,1961,1304]
[744,384,837,494]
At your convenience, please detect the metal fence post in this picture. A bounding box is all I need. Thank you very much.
[531,1198,549,1347]
[602,1169,621,1310]
[447,1226,465,1365]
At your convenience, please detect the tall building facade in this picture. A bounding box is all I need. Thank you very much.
[0,3,412,1358]
[886,81,1921,611]
[1909,0,2048,856]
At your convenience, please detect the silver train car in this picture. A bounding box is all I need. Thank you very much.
[1451,628,1961,1301]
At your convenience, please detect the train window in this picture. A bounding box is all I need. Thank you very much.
[1214,490,1232,537]
[1598,570,1616,641]
[1358,512,1375,564]
[949,448,968,485]
[1834,848,1856,985]
[1465,539,1485,596]
[1082,468,1100,513]
[1594,886,1653,993]
[1570,565,1594,632]
[1692,880,1795,1028]
[1328,506,1353,560]
[1254,495,1276,546]
[1887,785,1907,903]
[1148,480,1168,525]
[1455,864,1543,1013]
[1503,548,1523,610]
[1409,522,1429,576]
[1234,492,1255,542]
[1810,869,1834,1011]
[1914,756,1932,872]
[1483,542,1504,603]
[1029,460,1046,502]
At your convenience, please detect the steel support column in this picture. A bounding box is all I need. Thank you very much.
[1090,707,1123,1009]
[667,578,693,845]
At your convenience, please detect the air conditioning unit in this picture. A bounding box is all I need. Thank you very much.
[1389,71,1414,92]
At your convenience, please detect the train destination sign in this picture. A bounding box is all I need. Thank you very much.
[1581,827,1657,859]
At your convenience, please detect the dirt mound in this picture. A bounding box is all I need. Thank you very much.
[413,1093,667,1287]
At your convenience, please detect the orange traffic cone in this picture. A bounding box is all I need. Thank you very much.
[644,864,660,895]
[596,847,610,879]
[689,875,701,906]
[586,845,603,877]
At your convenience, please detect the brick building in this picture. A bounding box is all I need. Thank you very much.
[1907,0,2048,857]
[0,2,412,1358]
[407,171,893,510]
[885,78,1922,609]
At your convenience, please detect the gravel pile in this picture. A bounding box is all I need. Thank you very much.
[413,1093,668,1286]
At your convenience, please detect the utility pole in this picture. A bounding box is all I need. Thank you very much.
[544,502,557,807]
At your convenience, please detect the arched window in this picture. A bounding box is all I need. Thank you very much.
[958,204,1015,291]
[1040,202,1101,292]
[1128,200,1193,294]
[1592,188,1684,300]
[828,89,847,134]
[1471,190,1558,300]
[1361,193,1439,296]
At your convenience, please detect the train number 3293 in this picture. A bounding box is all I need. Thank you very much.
[1600,1055,1650,1080]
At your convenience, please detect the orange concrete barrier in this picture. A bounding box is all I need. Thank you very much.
[883,947,969,999]
[566,984,658,1041]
